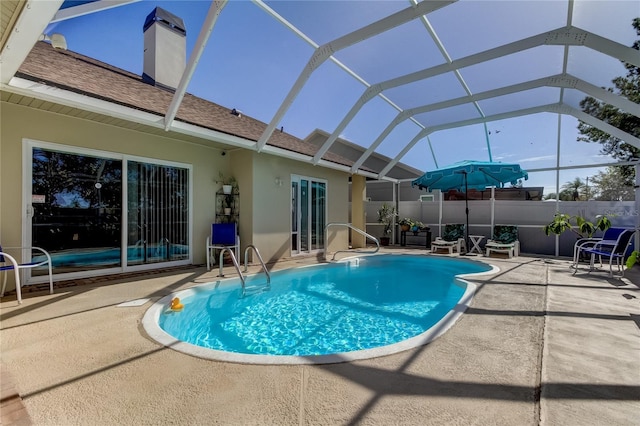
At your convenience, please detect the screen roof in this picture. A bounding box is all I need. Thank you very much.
[2,0,638,194]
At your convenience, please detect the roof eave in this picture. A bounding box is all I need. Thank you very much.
[2,76,395,181]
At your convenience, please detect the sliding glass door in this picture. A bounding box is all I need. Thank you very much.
[28,142,191,278]
[291,175,326,255]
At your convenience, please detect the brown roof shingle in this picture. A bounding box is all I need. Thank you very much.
[16,42,358,169]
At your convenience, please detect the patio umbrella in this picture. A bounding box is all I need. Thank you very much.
[411,160,528,253]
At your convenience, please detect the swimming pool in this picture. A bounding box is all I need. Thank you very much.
[142,254,496,364]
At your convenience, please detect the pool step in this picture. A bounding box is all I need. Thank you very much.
[242,282,271,296]
[240,245,271,298]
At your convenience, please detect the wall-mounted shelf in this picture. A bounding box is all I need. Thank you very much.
[215,188,239,224]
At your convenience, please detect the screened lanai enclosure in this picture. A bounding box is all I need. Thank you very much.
[1,0,638,186]
[1,0,638,270]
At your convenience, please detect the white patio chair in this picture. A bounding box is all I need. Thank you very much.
[0,245,54,304]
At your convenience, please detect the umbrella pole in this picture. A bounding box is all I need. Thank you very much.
[464,171,469,255]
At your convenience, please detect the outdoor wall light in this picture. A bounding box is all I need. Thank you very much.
[39,33,67,50]
[275,177,283,187]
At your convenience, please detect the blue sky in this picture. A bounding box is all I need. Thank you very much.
[46,0,638,195]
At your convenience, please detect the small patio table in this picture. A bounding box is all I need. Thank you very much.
[400,228,432,249]
[468,235,485,255]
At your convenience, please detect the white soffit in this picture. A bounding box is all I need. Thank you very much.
[0,0,64,84]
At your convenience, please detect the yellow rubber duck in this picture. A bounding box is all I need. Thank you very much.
[170,297,184,312]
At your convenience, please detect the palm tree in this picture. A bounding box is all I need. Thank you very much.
[561,177,587,201]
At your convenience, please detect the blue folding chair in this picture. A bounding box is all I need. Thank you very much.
[572,227,626,270]
[1,245,54,304]
[573,229,636,277]
[205,223,240,270]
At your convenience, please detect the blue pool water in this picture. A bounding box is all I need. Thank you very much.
[155,254,492,360]
[47,245,189,267]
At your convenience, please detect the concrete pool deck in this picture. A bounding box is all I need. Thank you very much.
[1,249,639,425]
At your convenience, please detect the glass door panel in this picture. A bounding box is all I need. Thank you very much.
[300,179,309,252]
[311,181,326,250]
[31,148,122,274]
[291,181,299,252]
[127,161,190,265]
[291,175,326,255]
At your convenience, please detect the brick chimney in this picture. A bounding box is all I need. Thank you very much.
[142,7,186,90]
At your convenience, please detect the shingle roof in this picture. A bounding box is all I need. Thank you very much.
[16,41,362,170]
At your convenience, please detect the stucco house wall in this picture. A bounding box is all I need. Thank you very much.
[247,152,349,263]
[0,102,225,263]
[1,101,350,290]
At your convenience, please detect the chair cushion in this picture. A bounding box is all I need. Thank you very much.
[492,225,518,244]
[442,224,464,242]
[212,223,237,245]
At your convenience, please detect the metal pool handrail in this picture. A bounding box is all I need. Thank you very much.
[243,244,271,285]
[218,247,245,288]
[324,222,379,261]
[219,245,272,297]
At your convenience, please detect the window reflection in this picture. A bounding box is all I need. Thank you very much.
[32,148,122,273]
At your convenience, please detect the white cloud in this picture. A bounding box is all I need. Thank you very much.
[518,155,556,163]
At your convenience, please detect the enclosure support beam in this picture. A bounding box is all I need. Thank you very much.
[351,175,367,249]
[164,0,228,131]
[257,0,455,153]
